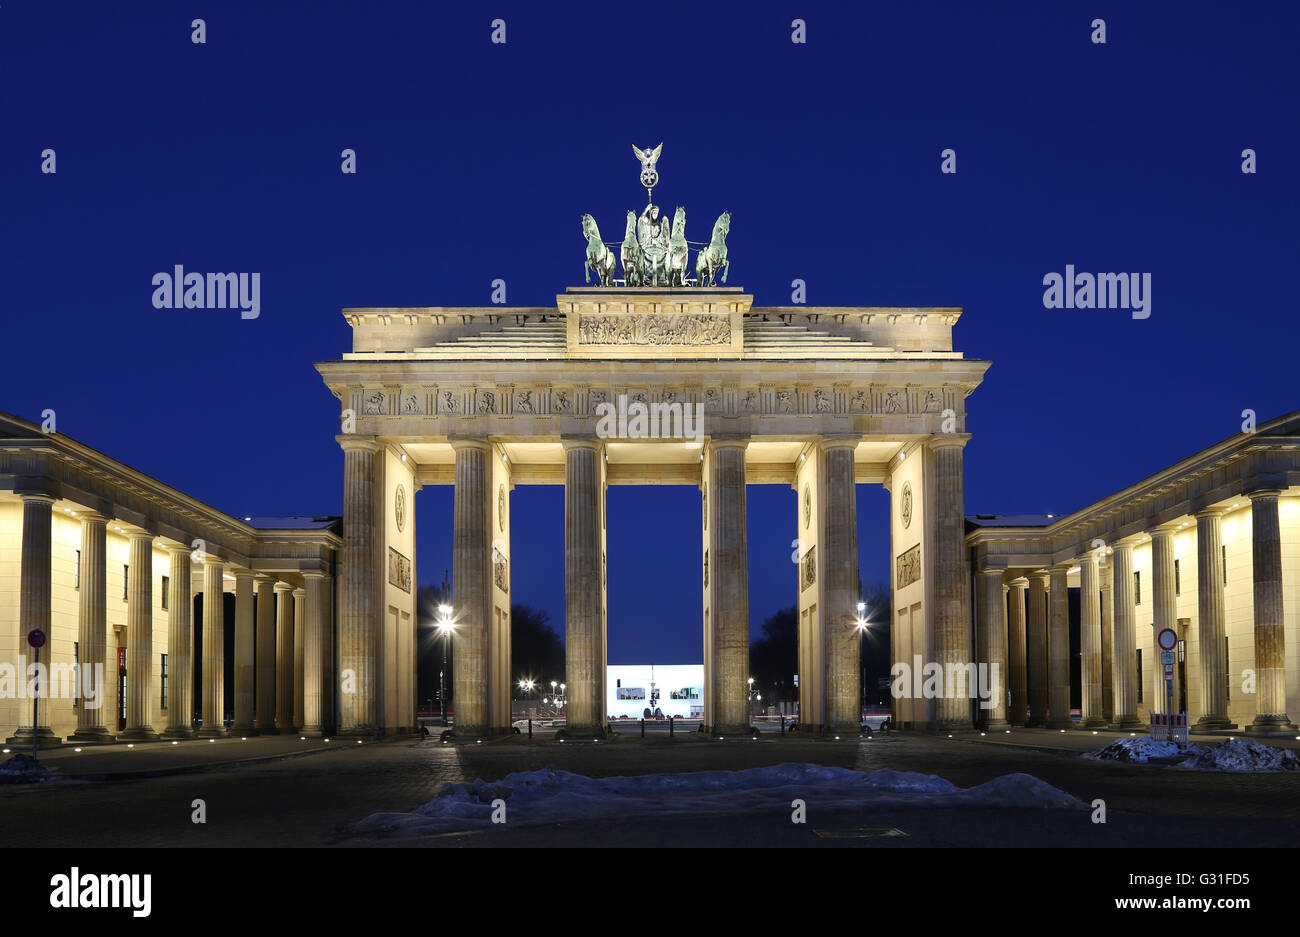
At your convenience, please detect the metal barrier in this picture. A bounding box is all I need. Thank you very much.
[1149,711,1189,746]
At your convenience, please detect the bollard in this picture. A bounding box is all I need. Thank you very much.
[669,715,674,737]
[781,715,786,735]
[528,718,532,739]
[640,718,645,738]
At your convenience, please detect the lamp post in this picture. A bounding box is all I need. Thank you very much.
[437,604,453,726]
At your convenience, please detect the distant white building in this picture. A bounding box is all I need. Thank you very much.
[608,664,703,719]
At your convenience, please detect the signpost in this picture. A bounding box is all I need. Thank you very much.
[26,629,46,762]
[1156,628,1180,746]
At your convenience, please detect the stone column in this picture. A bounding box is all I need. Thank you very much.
[563,438,606,738]
[1194,508,1233,729]
[8,493,59,746]
[1047,563,1072,729]
[931,438,972,730]
[292,586,305,731]
[199,558,227,737]
[979,568,1009,729]
[1080,555,1105,727]
[300,572,327,737]
[706,438,753,736]
[1007,577,1028,726]
[339,436,380,736]
[162,546,195,739]
[451,438,491,738]
[120,530,159,740]
[254,575,276,733]
[1026,571,1049,726]
[1110,541,1142,728]
[71,512,112,743]
[1247,490,1295,734]
[230,570,256,735]
[1150,526,1178,716]
[1099,556,1115,723]
[274,582,295,733]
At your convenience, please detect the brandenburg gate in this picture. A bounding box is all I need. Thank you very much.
[314,145,990,738]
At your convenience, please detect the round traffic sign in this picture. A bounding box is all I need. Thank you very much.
[1157,628,1177,651]
[26,629,46,649]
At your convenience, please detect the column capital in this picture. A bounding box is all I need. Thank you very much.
[1194,505,1228,519]
[1008,576,1030,588]
[1248,488,1284,502]
[448,435,492,452]
[337,435,381,453]
[817,434,860,452]
[979,567,1005,583]
[17,490,56,505]
[1150,521,1181,537]
[560,435,603,451]
[232,568,255,583]
[273,581,294,594]
[926,433,971,451]
[165,542,194,557]
[292,587,306,598]
[1028,568,1050,584]
[254,572,276,585]
[75,509,110,524]
[301,570,328,580]
[706,435,750,451]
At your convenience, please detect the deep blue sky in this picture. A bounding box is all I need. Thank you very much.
[4,1,1296,664]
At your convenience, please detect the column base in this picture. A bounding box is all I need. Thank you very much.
[228,726,259,737]
[1111,716,1146,730]
[196,728,228,739]
[68,727,117,745]
[116,727,161,742]
[161,727,196,740]
[5,728,63,749]
[1045,719,1074,730]
[982,718,1012,731]
[298,728,326,739]
[1193,716,1238,732]
[256,726,282,735]
[335,725,381,739]
[1083,716,1108,728]
[1245,715,1297,737]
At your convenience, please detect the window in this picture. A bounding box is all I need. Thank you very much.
[1222,545,1228,585]
[617,687,645,701]
[123,564,129,601]
[1134,570,1141,605]
[1224,637,1230,702]
[161,654,168,709]
[73,641,79,709]
[1174,559,1181,596]
[670,687,701,700]
[161,575,169,610]
[1136,649,1143,704]
[74,550,81,589]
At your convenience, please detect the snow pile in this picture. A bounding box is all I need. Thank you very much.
[1087,737,1187,763]
[1176,737,1300,772]
[1088,736,1300,772]
[355,763,1084,836]
[0,753,58,784]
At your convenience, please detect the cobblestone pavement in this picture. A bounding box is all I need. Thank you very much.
[3,731,1298,847]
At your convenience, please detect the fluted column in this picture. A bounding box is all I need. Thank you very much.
[1080,555,1105,726]
[451,438,492,737]
[1247,490,1294,734]
[931,438,972,730]
[1111,541,1142,728]
[563,438,605,738]
[1099,556,1115,723]
[979,568,1009,728]
[339,436,380,735]
[8,493,59,746]
[300,572,327,736]
[1047,563,1072,729]
[706,438,753,735]
[292,586,306,731]
[199,558,227,737]
[274,582,295,733]
[230,570,256,735]
[162,546,195,739]
[71,512,112,743]
[1193,508,1233,729]
[1007,577,1028,726]
[120,531,159,740]
[254,575,276,733]
[1026,571,1049,726]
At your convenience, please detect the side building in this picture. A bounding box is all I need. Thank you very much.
[967,411,1300,735]
[0,413,342,744]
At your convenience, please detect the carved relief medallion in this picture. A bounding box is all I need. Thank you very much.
[802,483,811,529]
[498,484,505,531]
[394,483,407,532]
[901,481,913,530]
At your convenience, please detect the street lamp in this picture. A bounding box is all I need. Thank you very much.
[437,605,454,726]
